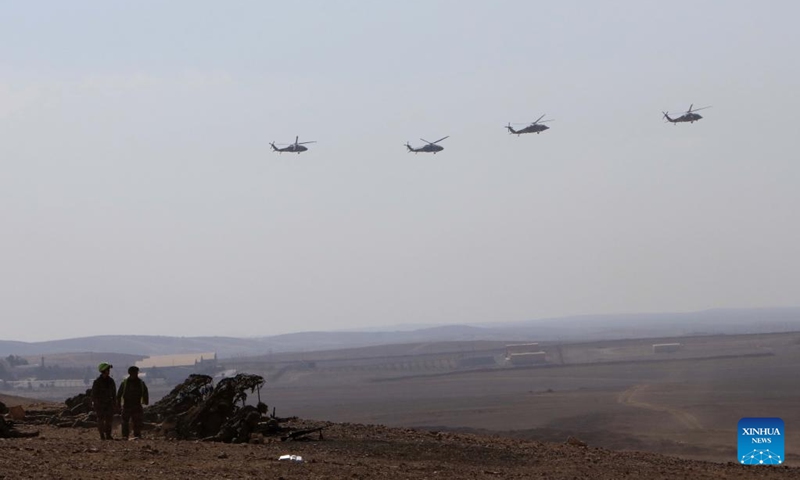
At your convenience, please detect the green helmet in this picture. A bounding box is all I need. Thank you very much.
[98,362,113,373]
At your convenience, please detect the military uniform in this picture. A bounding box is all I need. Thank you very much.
[91,368,117,440]
[117,368,149,439]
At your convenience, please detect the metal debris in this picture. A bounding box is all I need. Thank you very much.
[36,372,324,444]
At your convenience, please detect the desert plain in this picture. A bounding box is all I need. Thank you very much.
[3,330,800,478]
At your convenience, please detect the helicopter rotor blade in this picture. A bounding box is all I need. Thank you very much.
[691,106,712,112]
[533,114,546,124]
[294,135,299,145]
[688,104,693,113]
[431,136,449,144]
[297,141,316,145]
[420,138,432,144]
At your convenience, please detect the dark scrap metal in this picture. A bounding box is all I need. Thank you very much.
[0,416,39,438]
[62,389,93,416]
[31,371,324,444]
[163,373,265,440]
[145,374,214,422]
[281,426,324,441]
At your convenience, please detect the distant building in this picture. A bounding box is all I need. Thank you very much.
[136,352,216,369]
[652,343,681,354]
[135,352,219,384]
[508,352,547,365]
[505,343,539,357]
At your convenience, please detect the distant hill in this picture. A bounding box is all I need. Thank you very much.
[1,307,799,358]
[491,307,800,340]
[258,324,500,352]
[0,335,268,358]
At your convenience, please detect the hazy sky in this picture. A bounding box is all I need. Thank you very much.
[2,1,799,342]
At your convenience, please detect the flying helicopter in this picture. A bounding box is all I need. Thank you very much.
[405,136,449,154]
[662,104,711,124]
[270,136,316,154]
[505,114,552,135]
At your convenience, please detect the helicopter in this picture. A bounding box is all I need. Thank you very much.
[505,114,552,135]
[662,104,711,124]
[270,136,316,154]
[405,136,449,154]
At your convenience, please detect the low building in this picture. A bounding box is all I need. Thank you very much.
[652,343,681,354]
[508,351,547,365]
[136,352,216,369]
[505,343,539,357]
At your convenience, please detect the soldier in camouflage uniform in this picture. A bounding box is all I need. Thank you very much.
[90,363,117,440]
[117,365,149,439]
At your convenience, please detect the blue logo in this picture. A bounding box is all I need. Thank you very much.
[738,417,784,465]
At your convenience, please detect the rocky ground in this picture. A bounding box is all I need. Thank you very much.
[3,391,798,479]
[0,420,796,479]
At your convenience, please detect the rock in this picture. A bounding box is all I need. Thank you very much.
[565,436,587,448]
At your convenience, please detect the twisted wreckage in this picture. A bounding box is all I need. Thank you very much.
[2,373,324,443]
[147,373,286,442]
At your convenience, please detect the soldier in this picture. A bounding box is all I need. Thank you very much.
[117,365,149,439]
[90,362,117,440]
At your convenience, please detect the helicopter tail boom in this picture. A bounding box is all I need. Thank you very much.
[662,112,674,123]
